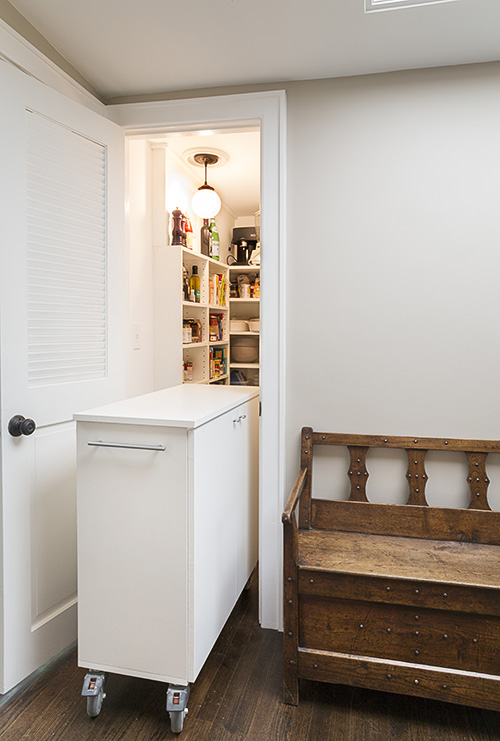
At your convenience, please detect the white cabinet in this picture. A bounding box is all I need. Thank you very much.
[75,385,259,685]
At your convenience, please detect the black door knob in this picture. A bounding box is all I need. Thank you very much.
[8,415,36,437]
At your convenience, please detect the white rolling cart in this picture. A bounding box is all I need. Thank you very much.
[74,384,259,733]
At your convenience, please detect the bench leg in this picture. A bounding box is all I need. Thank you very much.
[283,657,299,705]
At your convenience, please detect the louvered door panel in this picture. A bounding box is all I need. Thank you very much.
[26,111,107,386]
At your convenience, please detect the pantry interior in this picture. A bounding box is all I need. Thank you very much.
[126,127,261,395]
[126,128,262,414]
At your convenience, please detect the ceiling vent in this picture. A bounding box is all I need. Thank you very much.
[365,0,457,11]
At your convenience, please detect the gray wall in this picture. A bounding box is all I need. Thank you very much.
[284,64,500,507]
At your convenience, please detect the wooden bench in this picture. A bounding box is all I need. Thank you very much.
[282,428,500,711]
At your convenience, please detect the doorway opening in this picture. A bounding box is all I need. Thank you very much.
[125,123,263,594]
[113,89,286,631]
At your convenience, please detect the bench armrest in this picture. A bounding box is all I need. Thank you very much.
[282,467,308,524]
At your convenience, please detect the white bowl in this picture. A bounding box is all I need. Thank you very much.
[230,319,249,332]
[248,318,260,332]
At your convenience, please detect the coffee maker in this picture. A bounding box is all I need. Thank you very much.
[230,227,259,265]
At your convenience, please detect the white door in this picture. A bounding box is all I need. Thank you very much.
[0,61,125,693]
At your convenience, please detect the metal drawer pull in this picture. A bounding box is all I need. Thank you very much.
[88,440,166,452]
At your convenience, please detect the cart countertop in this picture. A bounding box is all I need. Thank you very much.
[74,384,259,429]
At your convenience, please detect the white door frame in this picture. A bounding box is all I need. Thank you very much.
[107,92,287,630]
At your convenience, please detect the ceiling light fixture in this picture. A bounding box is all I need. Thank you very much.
[191,153,221,219]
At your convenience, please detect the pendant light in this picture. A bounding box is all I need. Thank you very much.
[191,153,221,219]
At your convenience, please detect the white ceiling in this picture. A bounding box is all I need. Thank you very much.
[149,130,261,217]
[7,0,500,99]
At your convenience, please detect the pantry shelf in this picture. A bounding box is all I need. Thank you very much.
[230,362,260,369]
[209,374,229,383]
[183,300,208,309]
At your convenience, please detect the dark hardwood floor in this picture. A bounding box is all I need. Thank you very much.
[2,574,500,740]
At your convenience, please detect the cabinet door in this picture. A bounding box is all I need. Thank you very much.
[190,397,259,679]
[77,422,189,684]
[233,397,259,591]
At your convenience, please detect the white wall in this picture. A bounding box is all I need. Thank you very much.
[126,139,155,396]
[285,64,500,506]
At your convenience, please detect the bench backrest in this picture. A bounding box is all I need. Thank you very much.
[300,428,500,545]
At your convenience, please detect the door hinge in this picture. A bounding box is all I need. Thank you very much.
[259,401,262,416]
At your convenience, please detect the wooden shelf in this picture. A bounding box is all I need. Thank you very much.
[230,362,260,369]
[183,300,207,309]
[182,246,228,269]
[209,340,228,346]
[183,341,208,348]
[230,331,259,336]
[228,264,260,271]
[209,373,229,383]
[230,298,260,303]
[209,304,228,311]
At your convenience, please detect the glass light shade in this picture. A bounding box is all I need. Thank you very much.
[192,186,221,219]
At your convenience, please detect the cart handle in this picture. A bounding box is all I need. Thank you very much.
[87,440,166,452]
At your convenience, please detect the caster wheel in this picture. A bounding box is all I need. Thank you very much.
[169,709,187,733]
[87,691,104,717]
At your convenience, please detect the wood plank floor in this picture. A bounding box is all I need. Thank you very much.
[2,574,500,740]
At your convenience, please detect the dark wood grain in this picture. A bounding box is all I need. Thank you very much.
[311,499,500,545]
[298,570,500,617]
[299,648,500,713]
[312,432,500,454]
[405,449,429,506]
[299,427,313,530]
[283,500,299,704]
[282,467,307,524]
[299,595,500,674]
[3,573,500,739]
[297,529,500,588]
[467,452,491,511]
[347,446,369,502]
[284,427,500,714]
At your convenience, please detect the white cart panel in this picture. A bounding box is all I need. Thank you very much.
[77,422,189,683]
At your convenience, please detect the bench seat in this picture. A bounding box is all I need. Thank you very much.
[298,528,500,589]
